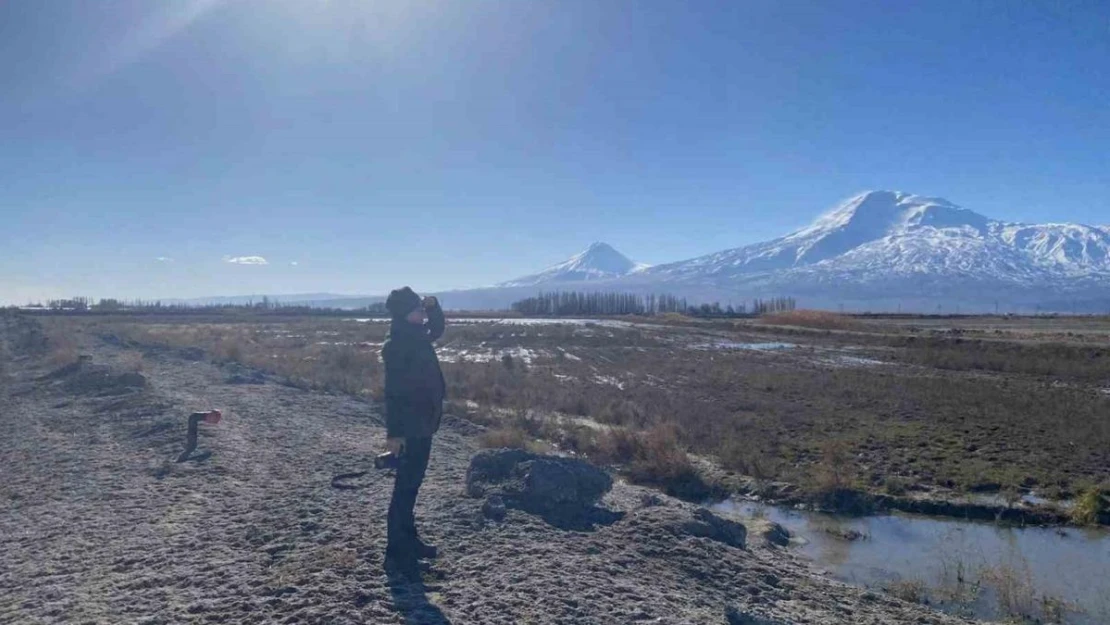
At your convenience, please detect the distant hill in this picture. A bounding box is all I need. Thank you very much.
[498,242,649,287]
[167,293,377,308]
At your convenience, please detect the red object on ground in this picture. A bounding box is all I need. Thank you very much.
[204,409,223,424]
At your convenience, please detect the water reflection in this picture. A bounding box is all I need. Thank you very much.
[712,499,1110,624]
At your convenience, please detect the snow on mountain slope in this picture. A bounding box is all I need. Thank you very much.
[443,192,1110,312]
[643,191,1110,286]
[999,223,1110,274]
[500,242,648,287]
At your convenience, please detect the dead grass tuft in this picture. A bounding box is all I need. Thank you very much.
[884,579,929,604]
[1072,485,1107,525]
[43,322,81,367]
[979,560,1069,623]
[117,350,145,372]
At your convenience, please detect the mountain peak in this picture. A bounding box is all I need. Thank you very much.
[793,190,988,246]
[500,243,646,287]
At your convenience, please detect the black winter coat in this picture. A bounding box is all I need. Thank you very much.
[382,304,446,439]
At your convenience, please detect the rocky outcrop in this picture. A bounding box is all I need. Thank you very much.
[624,504,747,549]
[467,448,619,529]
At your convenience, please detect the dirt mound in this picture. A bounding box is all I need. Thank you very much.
[46,356,149,396]
[224,362,267,385]
[4,315,48,353]
[623,504,747,549]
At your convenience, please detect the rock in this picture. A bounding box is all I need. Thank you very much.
[467,449,612,510]
[225,363,266,385]
[481,495,506,521]
[628,506,747,549]
[50,358,149,396]
[466,449,615,529]
[177,347,205,361]
[762,522,791,547]
[725,606,789,624]
[681,508,747,549]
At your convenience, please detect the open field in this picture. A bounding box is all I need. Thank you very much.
[34,310,1110,522]
[1,312,989,625]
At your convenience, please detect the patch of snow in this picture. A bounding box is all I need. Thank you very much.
[695,342,796,351]
[438,347,541,364]
[819,355,890,367]
[592,375,625,389]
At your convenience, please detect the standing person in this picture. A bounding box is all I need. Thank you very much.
[381,287,446,573]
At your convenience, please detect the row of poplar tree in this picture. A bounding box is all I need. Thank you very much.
[510,291,797,317]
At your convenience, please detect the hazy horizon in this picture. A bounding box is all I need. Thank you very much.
[3,1,1108,304]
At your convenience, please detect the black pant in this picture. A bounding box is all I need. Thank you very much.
[387,436,432,553]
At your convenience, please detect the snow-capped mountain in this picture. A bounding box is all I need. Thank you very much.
[425,191,1110,312]
[640,191,1110,287]
[583,190,1110,312]
[499,242,649,287]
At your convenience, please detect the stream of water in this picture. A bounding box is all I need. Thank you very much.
[712,499,1110,624]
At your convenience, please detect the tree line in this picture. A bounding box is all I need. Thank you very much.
[13,296,380,316]
[510,291,796,317]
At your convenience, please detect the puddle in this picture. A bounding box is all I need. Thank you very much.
[696,342,797,351]
[712,499,1110,624]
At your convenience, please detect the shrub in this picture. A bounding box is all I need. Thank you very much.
[1072,486,1107,525]
[883,477,909,496]
[42,321,81,367]
[884,579,929,604]
[117,350,146,373]
[478,425,547,453]
[593,424,719,500]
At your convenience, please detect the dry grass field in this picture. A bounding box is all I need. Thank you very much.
[37,311,1110,520]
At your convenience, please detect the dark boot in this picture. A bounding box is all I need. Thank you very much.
[384,539,419,578]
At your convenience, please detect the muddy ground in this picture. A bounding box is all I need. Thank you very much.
[0,314,981,625]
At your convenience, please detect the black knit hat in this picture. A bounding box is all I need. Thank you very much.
[386,286,422,319]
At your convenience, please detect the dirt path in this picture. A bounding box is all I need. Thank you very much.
[0,318,981,624]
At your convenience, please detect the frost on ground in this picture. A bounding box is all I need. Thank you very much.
[0,316,977,625]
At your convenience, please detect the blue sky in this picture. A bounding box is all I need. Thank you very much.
[2,0,1108,303]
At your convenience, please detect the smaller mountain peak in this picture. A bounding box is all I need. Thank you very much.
[499,242,642,287]
[584,241,616,252]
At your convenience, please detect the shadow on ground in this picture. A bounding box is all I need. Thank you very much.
[385,568,453,625]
